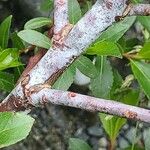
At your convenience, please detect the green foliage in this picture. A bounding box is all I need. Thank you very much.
[0,48,21,70]
[90,56,113,99]
[131,60,150,99]
[138,16,150,32]
[69,138,92,150]
[11,32,25,50]
[74,55,98,78]
[0,112,34,148]
[86,41,122,58]
[68,0,82,24]
[0,1,150,149]
[0,71,14,92]
[0,15,12,49]
[137,41,150,59]
[97,16,136,42]
[53,65,75,90]
[18,30,51,49]
[40,0,53,12]
[99,114,126,142]
[24,17,52,29]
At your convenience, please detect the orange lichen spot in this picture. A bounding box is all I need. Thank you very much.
[124,110,137,119]
[68,92,76,98]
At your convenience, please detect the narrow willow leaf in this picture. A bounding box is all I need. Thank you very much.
[137,41,150,59]
[87,41,122,58]
[11,32,25,50]
[0,71,14,92]
[90,56,113,99]
[138,16,150,32]
[131,60,150,99]
[24,17,52,29]
[0,48,22,70]
[68,0,82,24]
[0,15,12,49]
[74,56,98,78]
[18,30,51,49]
[53,65,75,90]
[0,112,34,148]
[97,16,136,42]
[69,138,92,150]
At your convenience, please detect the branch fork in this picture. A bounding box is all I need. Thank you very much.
[1,0,150,124]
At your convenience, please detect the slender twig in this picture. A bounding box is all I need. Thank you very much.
[2,88,150,123]
[30,88,150,124]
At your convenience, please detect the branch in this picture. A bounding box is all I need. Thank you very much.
[54,0,68,33]
[1,88,150,123]
[27,89,150,123]
[130,4,150,16]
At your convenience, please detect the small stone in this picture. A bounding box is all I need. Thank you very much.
[98,137,107,147]
[87,125,103,137]
[118,137,129,149]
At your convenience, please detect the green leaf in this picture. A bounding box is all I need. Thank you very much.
[90,56,113,99]
[97,16,136,42]
[69,138,92,150]
[0,71,14,92]
[0,15,12,49]
[74,56,98,79]
[0,48,22,70]
[138,16,150,32]
[137,41,150,59]
[87,41,122,58]
[52,65,75,90]
[18,30,51,49]
[24,17,52,29]
[121,89,139,105]
[14,65,24,82]
[40,0,53,12]
[11,32,25,50]
[131,60,150,99]
[99,114,126,141]
[68,0,82,24]
[0,112,34,148]
[110,69,123,99]
[124,38,140,52]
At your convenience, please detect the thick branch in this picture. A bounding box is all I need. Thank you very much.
[130,4,150,16]
[54,0,68,33]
